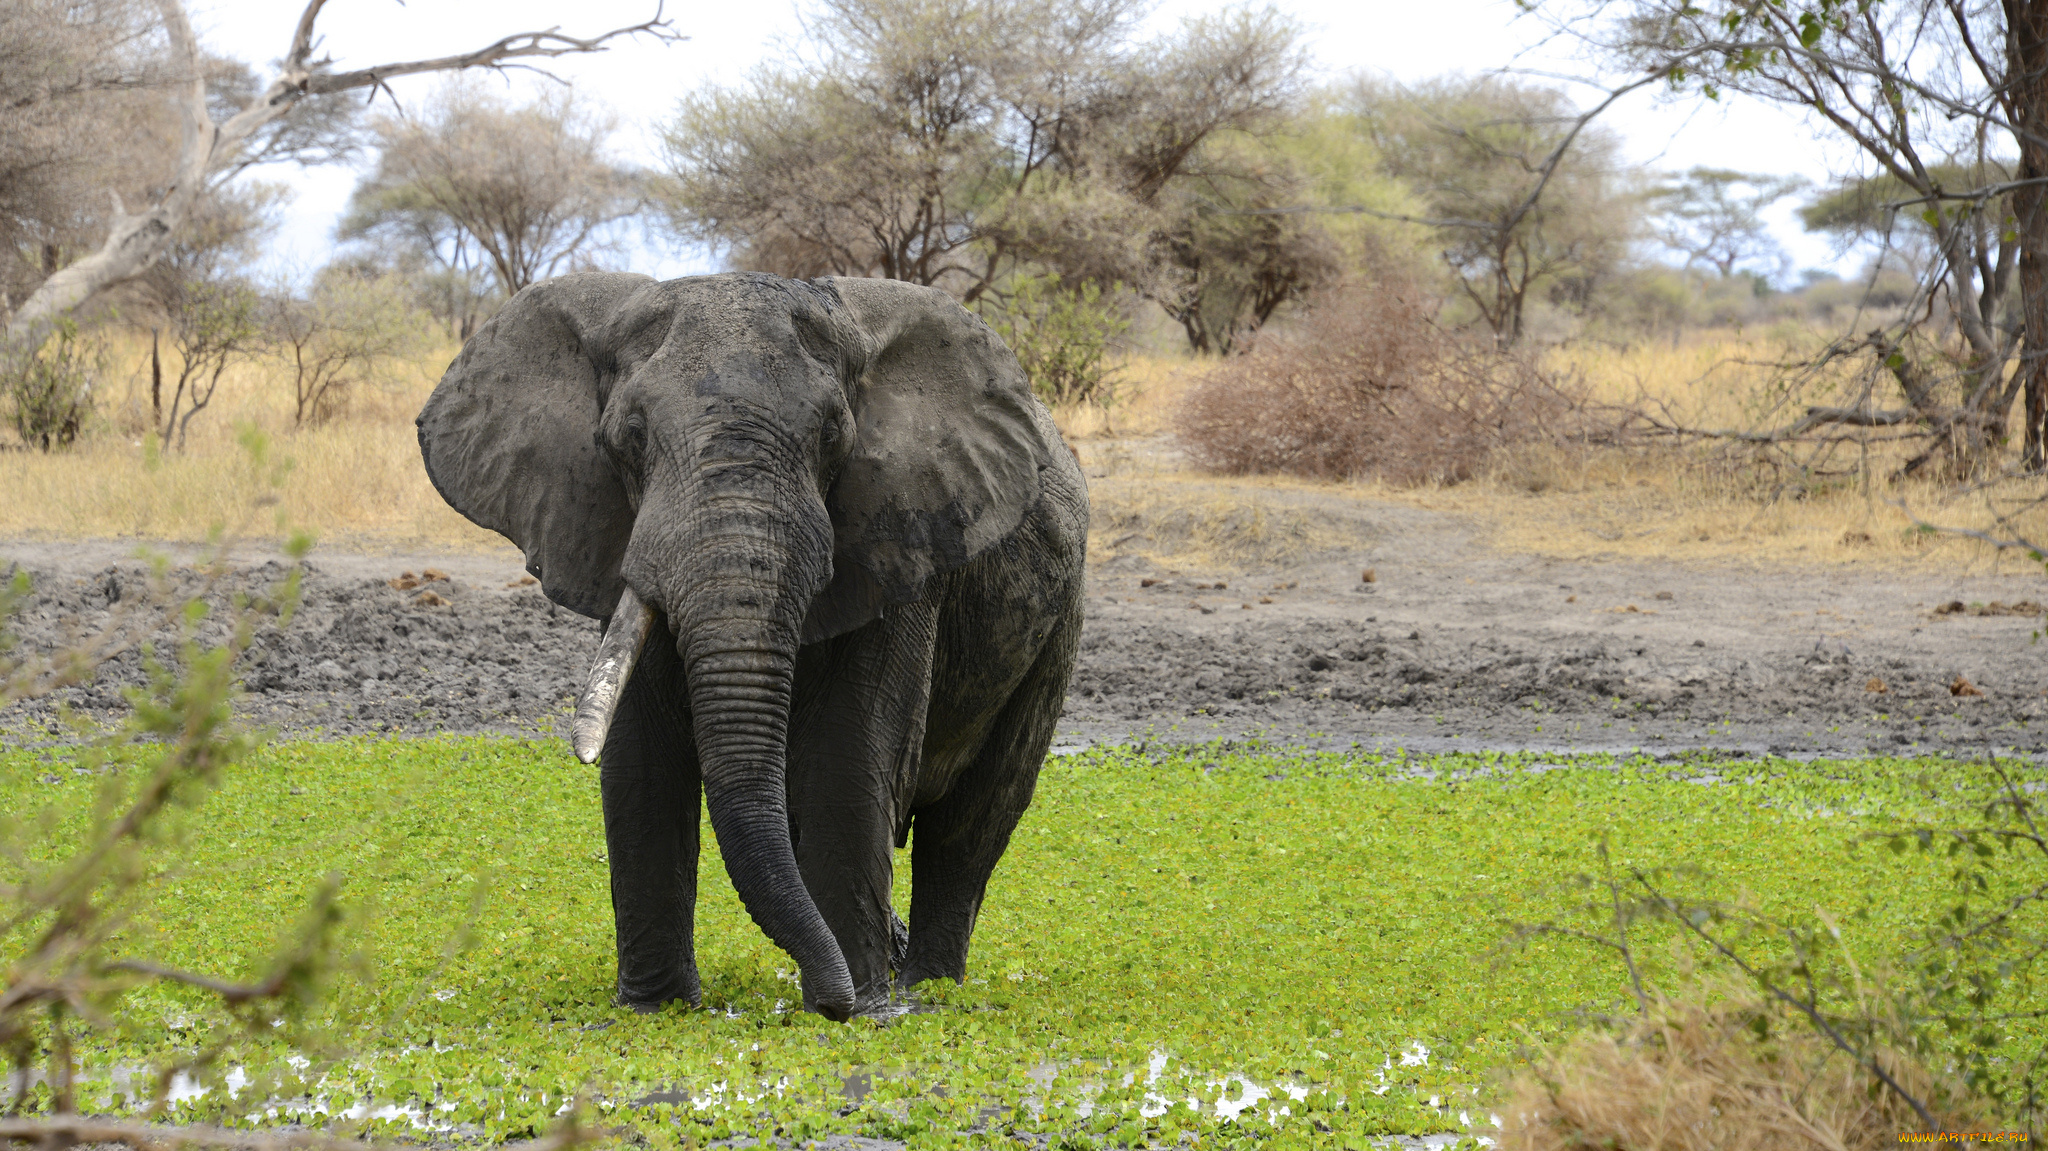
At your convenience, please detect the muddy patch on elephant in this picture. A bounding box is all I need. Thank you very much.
[5,491,2048,759]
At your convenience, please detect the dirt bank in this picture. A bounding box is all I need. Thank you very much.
[4,489,2046,757]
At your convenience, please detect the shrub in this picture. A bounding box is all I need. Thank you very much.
[267,271,434,427]
[978,273,1128,408]
[3,317,104,451]
[1500,984,1991,1151]
[155,276,263,450]
[0,435,331,1127]
[1174,276,1586,485]
[1509,792,2048,1143]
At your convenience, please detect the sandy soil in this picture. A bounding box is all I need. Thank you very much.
[4,487,2046,757]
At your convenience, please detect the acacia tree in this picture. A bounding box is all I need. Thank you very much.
[266,271,429,427]
[658,0,1307,328]
[334,182,497,340]
[1649,167,1806,278]
[1,0,676,357]
[1349,75,1640,347]
[1548,0,2048,473]
[343,82,644,298]
[1153,147,1342,353]
[2,6,358,366]
[132,180,279,448]
[154,275,259,449]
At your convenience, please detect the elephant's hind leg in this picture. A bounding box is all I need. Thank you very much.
[898,617,1077,990]
[599,633,703,1011]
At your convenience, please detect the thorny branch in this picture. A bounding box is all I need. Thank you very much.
[1512,853,1943,1132]
[1647,880,1942,1132]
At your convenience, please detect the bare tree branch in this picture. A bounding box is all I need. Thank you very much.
[303,27,674,96]
[1225,66,1677,231]
[103,961,293,1005]
[1885,174,2048,208]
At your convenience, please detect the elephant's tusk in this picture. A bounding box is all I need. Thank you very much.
[571,584,655,765]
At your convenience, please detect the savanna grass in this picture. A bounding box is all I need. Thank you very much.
[0,741,2032,1147]
[10,332,2047,573]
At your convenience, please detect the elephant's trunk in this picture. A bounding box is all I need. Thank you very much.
[686,634,854,1018]
[641,481,852,1019]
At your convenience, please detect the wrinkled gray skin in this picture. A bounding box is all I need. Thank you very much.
[416,272,1088,1020]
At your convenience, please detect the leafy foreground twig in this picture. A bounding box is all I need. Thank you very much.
[0,432,596,1150]
[1505,798,2047,1143]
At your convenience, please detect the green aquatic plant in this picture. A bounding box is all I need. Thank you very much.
[0,435,598,1151]
[0,740,2027,1146]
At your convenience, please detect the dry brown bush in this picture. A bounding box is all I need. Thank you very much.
[1174,277,1589,485]
[1500,988,1997,1151]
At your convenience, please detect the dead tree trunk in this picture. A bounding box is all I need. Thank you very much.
[2010,0,2048,470]
[0,0,673,356]
[148,328,162,432]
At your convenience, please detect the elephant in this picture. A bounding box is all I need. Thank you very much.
[415,271,1088,1020]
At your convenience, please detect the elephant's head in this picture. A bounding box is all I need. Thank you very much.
[416,272,1060,1019]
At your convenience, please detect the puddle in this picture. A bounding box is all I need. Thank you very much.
[71,1043,1497,1145]
[70,1061,449,1134]
[1049,731,2011,766]
[630,1076,792,1112]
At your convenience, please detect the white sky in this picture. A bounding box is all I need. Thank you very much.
[188,0,1865,283]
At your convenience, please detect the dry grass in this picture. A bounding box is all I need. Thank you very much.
[0,338,500,550]
[1500,986,1997,1151]
[1086,475,1378,570]
[1476,327,2048,571]
[1065,327,2048,574]
[1403,455,2048,573]
[1560,328,1859,428]
[8,324,2048,576]
[1047,353,1202,441]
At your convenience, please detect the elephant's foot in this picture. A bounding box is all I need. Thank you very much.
[892,966,964,996]
[619,993,697,1015]
[894,930,969,992]
[801,973,895,1021]
[614,964,700,1014]
[617,988,700,1014]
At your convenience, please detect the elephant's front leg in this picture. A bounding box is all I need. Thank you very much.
[598,632,703,1011]
[787,602,939,1015]
[901,601,1079,991]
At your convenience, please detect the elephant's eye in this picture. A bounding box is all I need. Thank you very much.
[622,414,649,462]
[820,410,851,456]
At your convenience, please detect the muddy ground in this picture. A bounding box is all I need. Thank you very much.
[5,489,2047,758]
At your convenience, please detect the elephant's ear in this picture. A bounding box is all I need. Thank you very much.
[800,277,1061,644]
[417,272,654,620]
